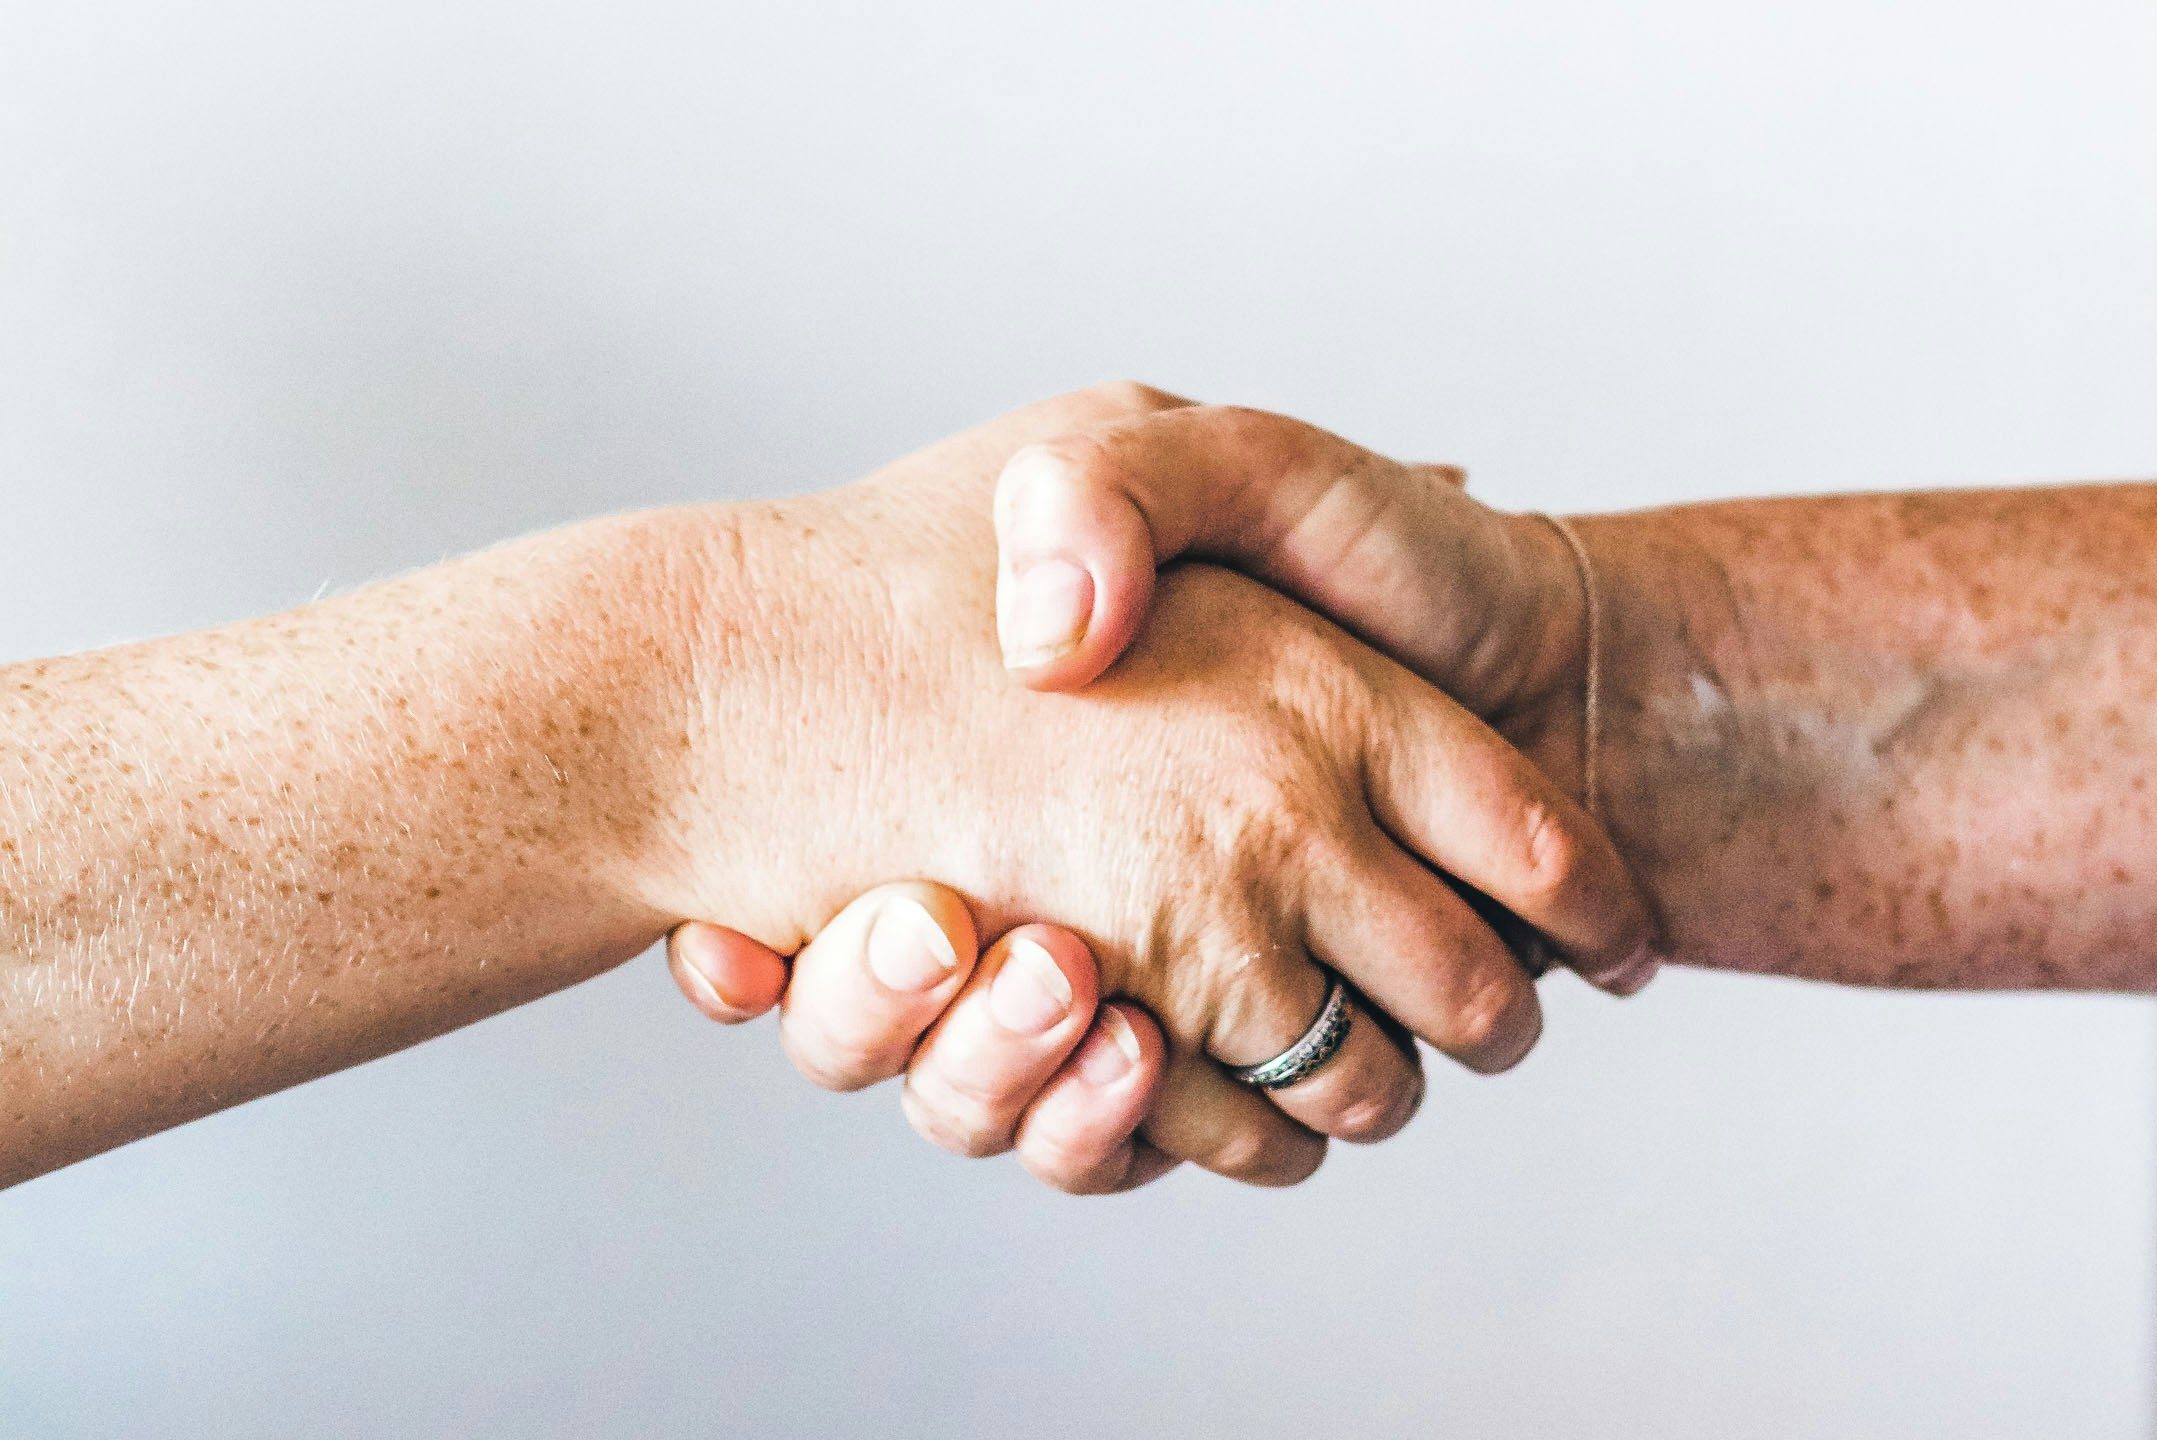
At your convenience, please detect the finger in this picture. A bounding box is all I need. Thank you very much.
[1203,950,1428,1141]
[1012,1002,1175,1194]
[1363,676,1660,995]
[1141,1050,1327,1189]
[1307,834,1545,1073]
[667,922,790,1023]
[900,925,1100,1158]
[777,881,979,1092]
[993,404,1501,693]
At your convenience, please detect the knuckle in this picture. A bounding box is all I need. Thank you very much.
[1210,739,1334,845]
[997,433,1118,528]
[1330,1086,1413,1143]
[1003,435,1088,489]
[1176,924,1292,1049]
[1204,1123,1274,1181]
[1206,1123,1324,1188]
[1510,797,1584,903]
[1080,378,1179,417]
[938,1126,1012,1160]
[905,1076,1015,1158]
[779,1023,886,1094]
[1444,975,1514,1058]
[900,1086,972,1158]
[1445,970,1539,1073]
[1039,431,1116,490]
[1203,403,1296,446]
[784,1044,875,1095]
[1021,1136,1115,1195]
[1255,1137,1328,1188]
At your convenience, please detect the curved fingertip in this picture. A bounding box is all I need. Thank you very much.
[1103,1001,1165,1074]
[1455,974,1544,1075]
[858,881,979,996]
[989,923,1103,1028]
[1578,937,1664,997]
[1070,1002,1159,1090]
[1559,875,1666,997]
[994,444,1159,691]
[1012,1003,1168,1194]
[1114,1141,1183,1193]
[667,922,788,1023]
[780,881,981,1092]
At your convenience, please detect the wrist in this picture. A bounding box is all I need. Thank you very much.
[617,491,927,951]
[1484,510,1596,803]
[1559,512,1742,963]
[455,507,746,956]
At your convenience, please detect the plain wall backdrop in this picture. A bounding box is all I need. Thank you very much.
[4,3,2156,1436]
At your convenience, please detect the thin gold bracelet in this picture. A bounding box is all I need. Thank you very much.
[1535,513,1600,824]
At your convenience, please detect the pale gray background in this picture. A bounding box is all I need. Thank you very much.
[3,2,2155,1436]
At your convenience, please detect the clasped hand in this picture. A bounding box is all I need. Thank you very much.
[660,384,1661,1193]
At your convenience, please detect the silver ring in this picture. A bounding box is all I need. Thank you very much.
[1228,974,1353,1090]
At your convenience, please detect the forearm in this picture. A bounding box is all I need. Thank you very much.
[0,509,735,1185]
[1575,485,2157,990]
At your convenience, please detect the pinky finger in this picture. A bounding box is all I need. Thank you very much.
[668,922,790,1024]
[1014,1003,1176,1195]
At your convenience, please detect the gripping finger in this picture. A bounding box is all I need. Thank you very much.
[1141,1051,1327,1189]
[1203,949,1428,1143]
[1307,835,1545,1073]
[1013,1002,1175,1194]
[668,922,791,1023]
[992,405,1480,695]
[777,881,979,1092]
[901,925,1100,1159]
[1364,675,1660,995]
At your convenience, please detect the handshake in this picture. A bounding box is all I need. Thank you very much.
[25,377,2110,1192]
[652,382,1664,1195]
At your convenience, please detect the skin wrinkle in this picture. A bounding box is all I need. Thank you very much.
[10,389,1611,1188]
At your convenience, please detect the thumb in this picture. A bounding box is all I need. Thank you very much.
[992,405,1547,710]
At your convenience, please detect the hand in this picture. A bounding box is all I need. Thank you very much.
[990,394,1647,982]
[643,384,1657,1186]
[668,890,1175,1194]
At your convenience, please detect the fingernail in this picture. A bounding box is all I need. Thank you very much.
[867,897,960,993]
[989,935,1074,1035]
[676,953,740,1014]
[998,558,1092,669]
[1075,1008,1141,1084]
[675,931,753,1014]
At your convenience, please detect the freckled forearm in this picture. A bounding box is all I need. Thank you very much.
[0,507,747,1186]
[1575,485,2157,990]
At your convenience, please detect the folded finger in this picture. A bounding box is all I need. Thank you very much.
[778,881,978,1092]
[1013,1002,1174,1194]
[1141,1049,1327,1188]
[1204,947,1427,1141]
[901,924,1099,1158]
[1364,676,1659,994]
[667,922,790,1023]
[1307,834,1544,1074]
